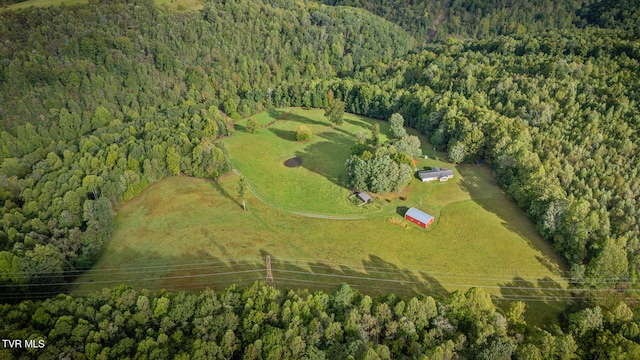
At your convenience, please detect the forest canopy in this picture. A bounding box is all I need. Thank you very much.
[0,0,639,349]
[2,283,640,359]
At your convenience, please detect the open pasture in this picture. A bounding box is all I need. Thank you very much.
[75,108,569,323]
[226,108,389,215]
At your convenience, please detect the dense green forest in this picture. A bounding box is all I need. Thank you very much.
[1,0,640,354]
[3,282,640,359]
[323,0,586,43]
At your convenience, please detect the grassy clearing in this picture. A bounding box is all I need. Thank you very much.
[227,107,452,216]
[227,108,387,215]
[74,134,569,325]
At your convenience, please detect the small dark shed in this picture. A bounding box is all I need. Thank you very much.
[357,192,372,204]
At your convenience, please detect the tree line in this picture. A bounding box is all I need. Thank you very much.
[2,282,640,359]
[0,102,231,295]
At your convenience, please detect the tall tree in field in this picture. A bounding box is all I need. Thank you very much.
[246,118,259,133]
[325,90,345,125]
[371,123,381,146]
[238,175,247,211]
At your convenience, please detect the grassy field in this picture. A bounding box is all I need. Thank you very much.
[74,108,570,324]
[226,108,452,216]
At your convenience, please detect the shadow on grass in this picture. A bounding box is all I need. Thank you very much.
[260,252,451,300]
[268,127,297,142]
[5,237,266,303]
[396,206,409,217]
[285,113,327,127]
[293,131,354,188]
[209,178,243,210]
[264,109,355,140]
[68,247,454,303]
[61,246,566,328]
[70,250,267,295]
[343,116,374,129]
[284,111,355,137]
[495,276,568,326]
[536,255,563,274]
[267,109,288,119]
[456,164,497,200]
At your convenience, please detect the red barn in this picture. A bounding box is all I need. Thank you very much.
[405,207,434,228]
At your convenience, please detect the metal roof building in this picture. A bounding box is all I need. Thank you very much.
[404,207,434,228]
[418,167,454,182]
[357,192,372,203]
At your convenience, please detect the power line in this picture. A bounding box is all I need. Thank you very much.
[0,257,260,277]
[0,278,260,301]
[4,254,638,305]
[273,277,446,295]
[270,269,640,294]
[273,257,637,283]
[3,261,635,296]
[275,257,580,279]
[0,269,264,288]
[3,255,628,288]
[3,275,633,304]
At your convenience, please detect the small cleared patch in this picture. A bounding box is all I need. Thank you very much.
[386,217,409,229]
[283,157,302,168]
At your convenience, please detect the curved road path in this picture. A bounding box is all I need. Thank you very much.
[232,168,380,220]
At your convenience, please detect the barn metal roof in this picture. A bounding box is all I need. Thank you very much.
[405,207,434,224]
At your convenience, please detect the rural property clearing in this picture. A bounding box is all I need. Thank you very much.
[74,108,569,324]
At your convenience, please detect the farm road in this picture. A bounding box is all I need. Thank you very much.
[231,168,373,220]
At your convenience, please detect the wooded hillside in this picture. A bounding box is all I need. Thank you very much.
[0,0,413,294]
[323,0,586,43]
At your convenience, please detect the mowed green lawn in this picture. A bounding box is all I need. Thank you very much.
[226,108,393,215]
[74,109,570,324]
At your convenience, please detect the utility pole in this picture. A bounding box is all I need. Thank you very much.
[238,175,247,211]
[266,255,274,286]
